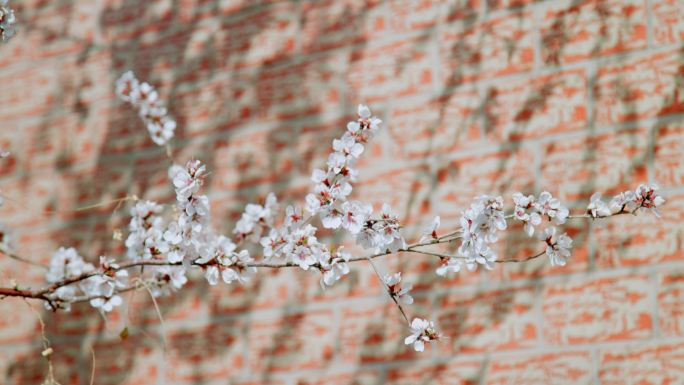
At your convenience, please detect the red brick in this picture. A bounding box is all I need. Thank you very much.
[483,69,588,142]
[386,0,480,34]
[654,118,684,186]
[658,270,684,337]
[599,342,684,385]
[652,0,684,45]
[384,90,483,159]
[435,286,539,353]
[163,319,244,383]
[246,309,336,372]
[291,370,381,385]
[540,0,648,64]
[346,35,438,104]
[593,193,684,268]
[300,0,385,53]
[439,11,535,84]
[338,299,431,364]
[431,148,537,220]
[492,217,591,281]
[593,50,684,127]
[542,275,653,344]
[487,0,535,9]
[539,126,649,203]
[385,359,485,385]
[486,351,593,385]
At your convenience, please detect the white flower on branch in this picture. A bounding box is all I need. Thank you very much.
[587,192,611,218]
[419,216,441,243]
[634,184,665,216]
[80,257,128,313]
[319,248,351,288]
[383,272,413,305]
[125,200,167,261]
[340,200,372,235]
[0,1,17,43]
[512,192,542,236]
[116,71,176,146]
[47,247,94,284]
[459,195,505,270]
[357,204,406,253]
[45,247,95,309]
[233,193,278,241]
[149,266,188,297]
[404,318,441,352]
[436,257,462,276]
[0,149,9,158]
[260,228,284,259]
[197,235,256,285]
[538,227,573,267]
[536,191,569,225]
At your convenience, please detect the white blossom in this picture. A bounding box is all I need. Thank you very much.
[404,318,440,352]
[609,190,637,213]
[512,192,542,236]
[587,192,611,218]
[458,195,505,270]
[0,1,17,43]
[420,216,441,243]
[436,257,462,276]
[116,71,176,145]
[536,191,569,225]
[149,266,188,297]
[383,272,413,305]
[319,248,351,288]
[634,184,665,217]
[79,257,128,313]
[340,200,372,234]
[538,227,572,267]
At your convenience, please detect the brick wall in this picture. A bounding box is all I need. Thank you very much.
[1,0,683,384]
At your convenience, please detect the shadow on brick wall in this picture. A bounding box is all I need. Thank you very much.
[4,0,684,384]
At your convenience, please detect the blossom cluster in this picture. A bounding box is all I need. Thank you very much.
[0,0,16,43]
[35,86,668,355]
[304,105,407,254]
[513,191,569,236]
[439,195,508,274]
[588,184,665,218]
[115,71,176,146]
[44,248,128,313]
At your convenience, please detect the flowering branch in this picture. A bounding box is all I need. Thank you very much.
[0,70,667,356]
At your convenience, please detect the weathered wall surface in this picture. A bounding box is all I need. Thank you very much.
[1,0,684,384]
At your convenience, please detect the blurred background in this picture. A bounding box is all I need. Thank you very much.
[0,0,683,384]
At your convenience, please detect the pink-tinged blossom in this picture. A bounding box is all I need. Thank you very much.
[319,248,351,288]
[340,201,372,235]
[436,257,462,276]
[233,193,278,241]
[79,256,129,313]
[538,227,572,267]
[512,192,542,236]
[284,205,304,229]
[125,200,166,260]
[260,228,285,259]
[634,184,665,216]
[458,195,505,270]
[404,318,440,352]
[587,192,611,218]
[149,266,187,297]
[609,190,637,213]
[383,272,413,305]
[419,216,441,243]
[0,1,17,43]
[115,71,176,146]
[535,191,569,225]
